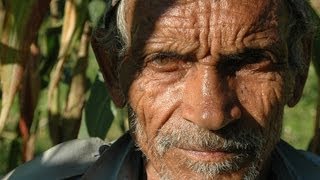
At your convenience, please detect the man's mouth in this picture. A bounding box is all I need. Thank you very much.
[178,148,234,161]
[174,146,253,162]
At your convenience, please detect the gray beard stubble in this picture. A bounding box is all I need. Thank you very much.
[128,106,282,180]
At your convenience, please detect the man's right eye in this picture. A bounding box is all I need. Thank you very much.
[153,58,171,66]
[147,58,181,72]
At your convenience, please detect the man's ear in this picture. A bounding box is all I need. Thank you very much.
[287,35,313,107]
[91,28,126,108]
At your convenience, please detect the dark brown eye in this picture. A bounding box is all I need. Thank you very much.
[145,52,193,72]
[153,58,171,66]
[148,58,180,72]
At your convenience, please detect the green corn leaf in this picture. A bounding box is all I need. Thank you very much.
[84,73,114,139]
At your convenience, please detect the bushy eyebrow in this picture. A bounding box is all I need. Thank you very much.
[220,49,271,63]
[216,48,287,74]
[146,51,195,61]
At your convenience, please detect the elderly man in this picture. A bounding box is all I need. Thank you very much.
[5,0,320,179]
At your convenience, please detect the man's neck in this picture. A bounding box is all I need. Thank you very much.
[256,156,272,180]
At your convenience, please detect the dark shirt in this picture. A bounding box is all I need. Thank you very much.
[4,132,320,180]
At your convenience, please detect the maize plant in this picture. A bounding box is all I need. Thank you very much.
[0,0,127,174]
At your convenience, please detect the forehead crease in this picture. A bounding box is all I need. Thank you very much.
[207,0,281,35]
[133,0,285,55]
[152,0,277,23]
[149,0,281,35]
[145,28,200,54]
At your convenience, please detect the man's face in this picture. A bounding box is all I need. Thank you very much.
[124,0,293,179]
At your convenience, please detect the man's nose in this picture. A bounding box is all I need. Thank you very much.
[181,65,241,131]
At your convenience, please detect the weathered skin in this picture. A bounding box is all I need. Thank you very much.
[105,0,309,179]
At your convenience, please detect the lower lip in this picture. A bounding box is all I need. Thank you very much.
[176,148,234,161]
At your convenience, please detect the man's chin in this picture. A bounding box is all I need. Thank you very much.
[154,147,260,180]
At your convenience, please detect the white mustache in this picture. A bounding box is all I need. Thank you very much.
[153,120,265,156]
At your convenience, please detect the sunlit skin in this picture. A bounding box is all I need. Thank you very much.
[112,0,306,179]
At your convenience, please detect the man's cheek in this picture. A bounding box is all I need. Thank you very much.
[145,84,183,136]
[129,77,181,139]
[236,78,285,127]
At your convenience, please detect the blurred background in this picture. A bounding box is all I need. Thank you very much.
[0,0,319,176]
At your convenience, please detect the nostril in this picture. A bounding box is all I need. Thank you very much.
[230,106,242,120]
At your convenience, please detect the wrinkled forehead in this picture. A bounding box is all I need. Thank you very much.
[126,0,289,39]
[130,0,278,20]
[129,0,288,24]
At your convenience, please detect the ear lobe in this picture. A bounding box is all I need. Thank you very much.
[91,28,126,108]
[287,35,313,107]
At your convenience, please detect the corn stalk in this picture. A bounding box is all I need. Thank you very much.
[19,42,41,162]
[0,0,50,134]
[48,0,89,144]
[61,21,91,141]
